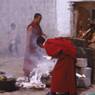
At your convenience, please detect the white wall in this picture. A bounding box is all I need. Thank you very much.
[0,0,57,56]
[56,0,71,37]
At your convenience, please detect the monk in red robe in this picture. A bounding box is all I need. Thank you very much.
[23,13,46,76]
[37,36,77,95]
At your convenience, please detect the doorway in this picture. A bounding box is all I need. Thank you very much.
[72,1,95,37]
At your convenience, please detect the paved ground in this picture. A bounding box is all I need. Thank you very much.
[0,89,47,95]
[0,56,95,95]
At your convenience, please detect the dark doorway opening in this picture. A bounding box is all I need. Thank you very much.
[72,1,95,37]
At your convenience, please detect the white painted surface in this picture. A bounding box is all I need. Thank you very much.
[56,0,71,37]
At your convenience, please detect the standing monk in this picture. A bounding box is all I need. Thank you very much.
[23,13,46,76]
[37,36,77,95]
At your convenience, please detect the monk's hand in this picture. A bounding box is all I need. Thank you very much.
[43,56,52,60]
[42,33,47,38]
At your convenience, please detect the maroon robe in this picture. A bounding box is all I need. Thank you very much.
[23,21,43,76]
[44,37,77,94]
[27,21,43,36]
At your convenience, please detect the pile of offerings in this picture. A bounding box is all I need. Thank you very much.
[16,56,57,90]
[16,56,56,89]
[0,71,16,91]
[16,68,51,89]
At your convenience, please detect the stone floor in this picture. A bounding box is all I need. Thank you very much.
[0,56,95,95]
[77,85,95,95]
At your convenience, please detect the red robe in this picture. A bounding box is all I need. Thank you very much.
[23,21,43,76]
[44,37,77,94]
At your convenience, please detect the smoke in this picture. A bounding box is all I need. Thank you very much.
[16,53,57,89]
[29,54,57,77]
